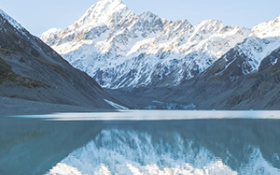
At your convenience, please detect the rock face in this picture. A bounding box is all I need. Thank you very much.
[0,9,119,109]
[41,0,250,89]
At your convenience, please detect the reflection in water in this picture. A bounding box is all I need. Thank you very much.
[0,116,280,175]
[0,118,103,175]
[49,129,238,175]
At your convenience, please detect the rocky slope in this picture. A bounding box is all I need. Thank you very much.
[41,0,251,89]
[108,45,280,110]
[0,9,121,111]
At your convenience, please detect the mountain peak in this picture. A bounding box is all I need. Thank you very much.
[194,19,224,34]
[100,0,123,3]
[94,0,125,9]
[71,0,133,29]
[139,11,157,18]
[252,15,280,38]
[197,19,223,27]
[138,11,161,23]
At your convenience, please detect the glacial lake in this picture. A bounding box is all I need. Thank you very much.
[1,110,280,175]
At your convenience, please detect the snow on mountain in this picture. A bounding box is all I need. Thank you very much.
[213,16,280,76]
[0,9,27,36]
[41,0,251,89]
[252,16,280,39]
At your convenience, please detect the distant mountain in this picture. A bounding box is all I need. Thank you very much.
[108,47,280,110]
[40,0,280,110]
[41,0,250,89]
[0,9,121,110]
[208,16,280,77]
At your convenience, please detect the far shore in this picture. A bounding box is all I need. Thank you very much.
[0,97,116,117]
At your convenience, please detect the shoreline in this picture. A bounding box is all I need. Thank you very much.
[0,97,116,117]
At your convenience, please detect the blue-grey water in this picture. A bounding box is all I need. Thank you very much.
[1,110,280,175]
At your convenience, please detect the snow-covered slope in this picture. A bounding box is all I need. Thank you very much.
[41,0,250,89]
[212,16,280,76]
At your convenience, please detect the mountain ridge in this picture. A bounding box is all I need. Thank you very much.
[40,0,280,109]
[41,0,252,89]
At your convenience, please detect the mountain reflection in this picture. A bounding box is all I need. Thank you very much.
[0,117,280,175]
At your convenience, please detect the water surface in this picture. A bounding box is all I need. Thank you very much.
[1,110,280,175]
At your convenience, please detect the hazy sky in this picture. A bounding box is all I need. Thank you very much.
[1,0,280,36]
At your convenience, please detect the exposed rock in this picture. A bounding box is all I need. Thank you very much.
[0,9,122,110]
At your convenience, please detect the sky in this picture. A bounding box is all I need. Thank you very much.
[0,0,280,36]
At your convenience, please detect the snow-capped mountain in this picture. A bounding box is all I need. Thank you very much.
[210,16,280,76]
[41,0,251,89]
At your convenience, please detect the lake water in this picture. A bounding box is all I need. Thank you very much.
[1,110,280,175]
